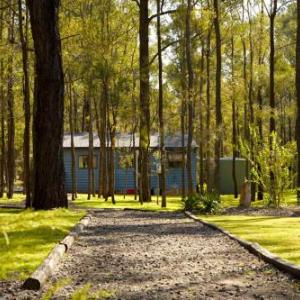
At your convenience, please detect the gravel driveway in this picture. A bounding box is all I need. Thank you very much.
[2,209,300,299]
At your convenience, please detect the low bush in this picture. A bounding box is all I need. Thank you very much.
[182,195,202,211]
[182,192,221,214]
[200,192,221,214]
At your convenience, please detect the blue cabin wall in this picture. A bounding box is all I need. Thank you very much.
[64,148,197,194]
[64,149,100,192]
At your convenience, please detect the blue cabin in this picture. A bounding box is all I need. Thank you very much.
[63,133,198,194]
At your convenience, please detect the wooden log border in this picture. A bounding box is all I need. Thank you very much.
[185,211,300,279]
[22,214,92,291]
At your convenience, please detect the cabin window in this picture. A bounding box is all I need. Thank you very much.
[78,155,98,169]
[118,152,134,169]
[167,152,185,168]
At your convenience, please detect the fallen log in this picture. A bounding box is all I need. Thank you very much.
[22,215,91,290]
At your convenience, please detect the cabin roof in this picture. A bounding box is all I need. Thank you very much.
[63,133,198,149]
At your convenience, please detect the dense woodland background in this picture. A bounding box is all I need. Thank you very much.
[0,0,299,209]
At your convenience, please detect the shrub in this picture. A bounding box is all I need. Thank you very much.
[182,192,221,214]
[182,195,201,211]
[200,192,221,214]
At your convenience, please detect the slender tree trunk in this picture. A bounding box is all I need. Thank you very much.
[73,91,79,133]
[213,0,222,193]
[296,0,300,202]
[206,29,212,192]
[88,95,94,200]
[0,9,5,198]
[181,95,186,199]
[69,78,77,200]
[257,0,264,200]
[269,0,277,201]
[108,123,116,204]
[247,2,256,201]
[242,34,249,177]
[185,0,194,196]
[18,0,31,206]
[156,0,166,207]
[231,35,238,199]
[100,81,108,200]
[199,42,205,195]
[93,97,101,198]
[27,0,67,209]
[270,1,277,135]
[139,0,151,204]
[7,7,15,199]
[180,49,187,200]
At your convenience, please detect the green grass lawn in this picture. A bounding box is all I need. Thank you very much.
[198,214,300,265]
[73,194,183,211]
[0,193,25,204]
[221,191,298,208]
[0,208,85,280]
[73,191,299,211]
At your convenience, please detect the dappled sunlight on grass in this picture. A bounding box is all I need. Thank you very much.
[0,208,85,280]
[74,191,299,211]
[198,214,300,265]
[0,193,25,204]
[73,194,183,211]
[220,191,298,208]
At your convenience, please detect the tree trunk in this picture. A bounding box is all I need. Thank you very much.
[269,0,277,202]
[257,0,264,201]
[296,0,300,202]
[213,0,222,193]
[156,0,167,207]
[7,6,15,199]
[270,0,277,135]
[247,2,256,202]
[0,9,5,198]
[139,0,151,204]
[93,97,101,198]
[185,0,194,196]
[199,42,205,195]
[100,81,108,200]
[181,95,186,200]
[68,78,77,201]
[206,29,212,192]
[18,0,31,206]
[108,124,116,204]
[27,0,67,209]
[231,35,238,199]
[88,95,94,200]
[180,49,187,200]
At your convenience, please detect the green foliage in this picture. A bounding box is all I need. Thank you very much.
[182,195,202,211]
[199,192,221,214]
[240,129,296,208]
[182,192,221,214]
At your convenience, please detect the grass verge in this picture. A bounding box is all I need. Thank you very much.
[73,192,299,211]
[0,193,25,204]
[221,191,298,208]
[0,208,86,280]
[197,214,300,265]
[73,194,183,211]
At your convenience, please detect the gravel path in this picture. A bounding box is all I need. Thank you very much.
[2,210,300,299]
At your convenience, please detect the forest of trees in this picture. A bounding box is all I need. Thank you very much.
[0,0,299,209]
